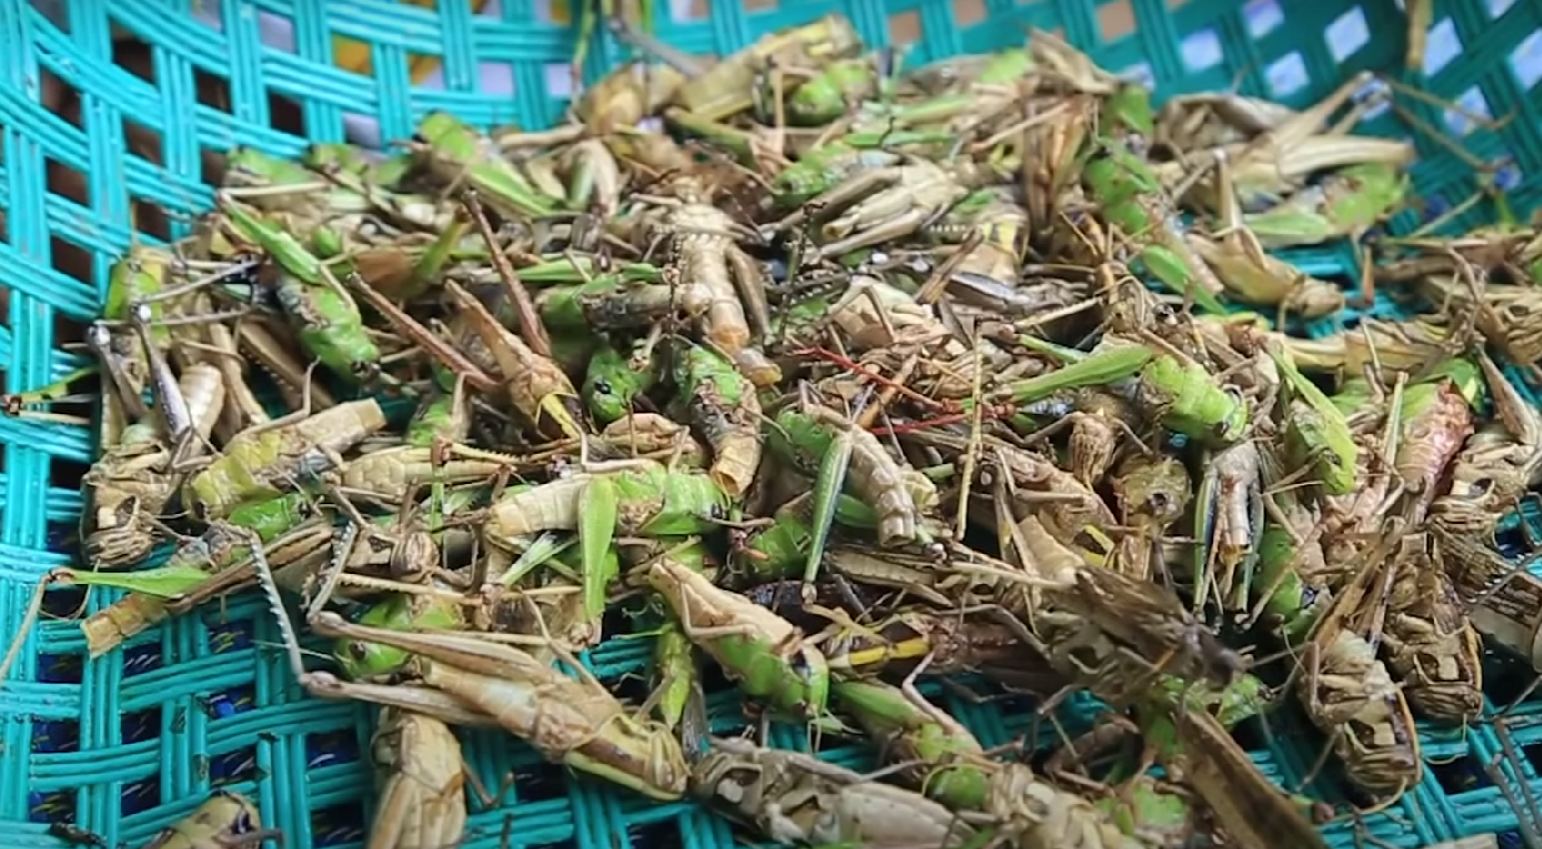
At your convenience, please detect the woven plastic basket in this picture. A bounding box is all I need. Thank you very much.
[3,0,1542,847]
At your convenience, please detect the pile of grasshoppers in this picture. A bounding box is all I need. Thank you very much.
[7,13,1542,849]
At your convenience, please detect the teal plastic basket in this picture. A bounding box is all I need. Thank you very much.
[3,0,1542,847]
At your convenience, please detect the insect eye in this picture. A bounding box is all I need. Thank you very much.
[232,811,255,833]
[347,641,370,661]
[1506,303,1534,319]
[1148,492,1171,513]
[1472,477,1495,495]
[593,379,614,395]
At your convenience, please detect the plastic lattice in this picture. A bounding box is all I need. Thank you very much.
[1,0,1541,847]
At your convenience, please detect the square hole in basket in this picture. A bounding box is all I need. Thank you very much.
[32,720,81,754]
[1180,28,1224,71]
[44,520,80,556]
[1495,161,1524,192]
[28,789,75,825]
[207,618,255,655]
[121,706,161,745]
[1265,51,1309,98]
[122,774,161,816]
[210,745,261,787]
[307,729,361,769]
[889,10,921,47]
[1428,750,1493,795]
[952,0,987,28]
[1518,741,1542,780]
[311,800,367,847]
[513,757,574,804]
[527,840,580,849]
[42,584,87,619]
[1097,0,1135,42]
[1443,86,1491,136]
[1488,0,1516,16]
[199,684,258,719]
[1243,0,1284,38]
[1324,6,1369,62]
[1423,17,1462,76]
[544,63,575,101]
[477,61,516,98]
[744,0,777,10]
[36,649,83,684]
[1512,31,1542,90]
[122,641,163,677]
[628,818,681,848]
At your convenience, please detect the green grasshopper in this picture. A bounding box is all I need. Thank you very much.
[645,549,831,719]
[310,610,691,800]
[583,340,658,425]
[1267,340,1358,495]
[184,398,388,520]
[672,340,763,499]
[832,678,996,811]
[1080,136,1229,315]
[485,463,733,630]
[1006,336,1248,447]
[216,199,383,382]
[413,112,561,218]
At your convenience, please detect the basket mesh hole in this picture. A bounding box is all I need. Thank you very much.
[1512,32,1542,90]
[210,745,261,786]
[307,728,362,769]
[1166,0,1193,9]
[43,582,87,618]
[1423,18,1462,76]
[311,800,366,847]
[41,513,77,558]
[514,756,573,804]
[952,0,987,28]
[544,63,575,101]
[743,0,777,10]
[208,617,256,654]
[627,817,682,849]
[48,221,95,292]
[1242,0,1284,38]
[527,839,580,849]
[678,0,709,22]
[122,640,164,677]
[36,648,83,684]
[1180,28,1223,71]
[478,61,517,98]
[1265,51,1309,98]
[1324,6,1369,63]
[32,719,81,754]
[1496,162,1524,191]
[29,789,76,825]
[1097,0,1135,42]
[122,705,162,744]
[1519,742,1542,781]
[200,684,257,718]
[122,773,161,816]
[1430,750,1493,795]
[888,10,921,46]
[1444,86,1492,137]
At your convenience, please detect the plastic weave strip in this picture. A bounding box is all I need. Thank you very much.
[1,0,1541,846]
